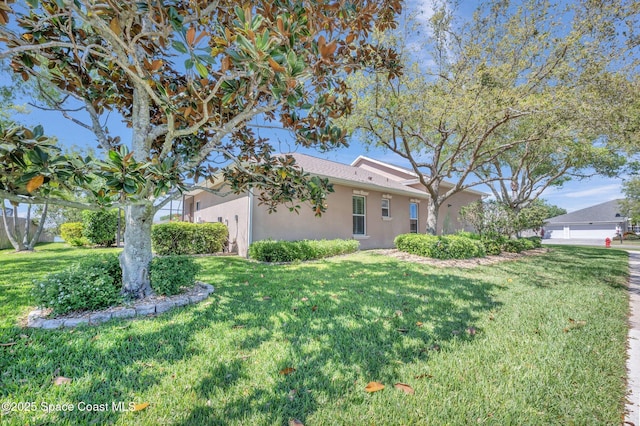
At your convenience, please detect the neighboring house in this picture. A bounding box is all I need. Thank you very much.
[544,199,629,240]
[182,153,485,256]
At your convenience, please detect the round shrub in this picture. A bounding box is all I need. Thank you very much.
[32,254,122,315]
[60,222,88,246]
[395,233,486,259]
[150,255,201,296]
[82,209,119,246]
[501,239,525,253]
[152,222,228,255]
[523,236,543,248]
[394,233,439,258]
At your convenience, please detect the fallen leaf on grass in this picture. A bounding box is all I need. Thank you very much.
[289,419,304,426]
[396,328,409,333]
[262,296,272,300]
[364,381,385,392]
[0,342,17,347]
[564,319,587,332]
[301,297,309,302]
[132,402,149,412]
[466,327,476,336]
[279,367,296,375]
[311,305,318,312]
[395,310,403,317]
[53,376,72,385]
[232,325,245,329]
[415,322,423,327]
[394,383,415,394]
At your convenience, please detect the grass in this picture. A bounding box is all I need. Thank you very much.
[0,243,630,425]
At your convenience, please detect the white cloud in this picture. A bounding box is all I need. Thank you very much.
[561,184,622,199]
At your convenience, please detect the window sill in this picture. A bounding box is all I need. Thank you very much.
[353,234,370,240]
[382,217,393,221]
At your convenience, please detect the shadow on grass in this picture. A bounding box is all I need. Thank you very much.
[1,254,500,425]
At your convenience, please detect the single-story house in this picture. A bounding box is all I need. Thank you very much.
[182,153,485,256]
[544,199,629,240]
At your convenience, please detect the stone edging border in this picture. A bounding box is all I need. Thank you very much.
[26,282,214,329]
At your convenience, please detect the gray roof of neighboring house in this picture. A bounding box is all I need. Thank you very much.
[546,199,627,224]
[286,152,428,197]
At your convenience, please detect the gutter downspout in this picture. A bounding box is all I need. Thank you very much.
[247,189,254,258]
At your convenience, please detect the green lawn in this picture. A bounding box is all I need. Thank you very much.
[0,243,630,425]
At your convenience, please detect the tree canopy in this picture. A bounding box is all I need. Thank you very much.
[342,0,639,234]
[0,0,402,297]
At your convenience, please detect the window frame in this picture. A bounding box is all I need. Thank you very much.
[381,198,390,218]
[409,202,418,233]
[352,195,366,235]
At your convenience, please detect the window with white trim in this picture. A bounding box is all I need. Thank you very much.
[353,195,366,235]
[381,198,390,218]
[409,202,418,233]
[196,201,201,211]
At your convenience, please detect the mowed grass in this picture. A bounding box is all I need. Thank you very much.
[0,243,630,425]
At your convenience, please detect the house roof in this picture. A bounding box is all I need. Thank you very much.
[285,153,428,197]
[546,199,627,225]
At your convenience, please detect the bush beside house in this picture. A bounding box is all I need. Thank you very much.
[249,239,360,262]
[151,222,228,255]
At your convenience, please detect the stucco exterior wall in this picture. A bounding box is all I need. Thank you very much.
[252,184,428,250]
[436,190,483,234]
[187,190,250,255]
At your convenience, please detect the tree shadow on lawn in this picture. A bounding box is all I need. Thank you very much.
[1,255,501,425]
[175,256,502,425]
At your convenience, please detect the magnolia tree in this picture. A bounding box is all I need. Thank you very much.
[342,0,639,234]
[0,0,402,298]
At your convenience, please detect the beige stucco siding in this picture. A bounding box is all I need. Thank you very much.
[252,184,428,250]
[189,190,250,255]
[436,190,483,234]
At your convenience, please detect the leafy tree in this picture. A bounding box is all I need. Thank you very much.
[343,0,638,234]
[0,1,401,297]
[621,178,640,225]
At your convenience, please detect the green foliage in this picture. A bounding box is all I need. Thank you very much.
[81,209,118,246]
[151,222,228,255]
[248,239,359,262]
[395,233,485,259]
[501,239,525,253]
[624,232,640,241]
[523,236,543,248]
[32,253,122,315]
[150,255,201,296]
[60,222,87,246]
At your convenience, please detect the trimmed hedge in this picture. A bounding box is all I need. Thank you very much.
[151,222,228,255]
[82,209,119,246]
[32,254,122,315]
[60,222,88,246]
[394,233,486,260]
[249,239,360,263]
[150,255,201,296]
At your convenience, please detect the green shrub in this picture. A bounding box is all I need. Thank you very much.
[394,233,439,257]
[501,239,525,253]
[32,254,122,315]
[456,231,481,240]
[624,232,640,240]
[60,222,88,246]
[82,209,119,246]
[150,256,201,296]
[152,222,228,255]
[523,236,543,248]
[519,238,536,250]
[248,239,360,262]
[395,233,486,259]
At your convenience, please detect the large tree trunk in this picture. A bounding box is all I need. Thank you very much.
[425,197,439,235]
[22,204,31,248]
[120,204,154,298]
